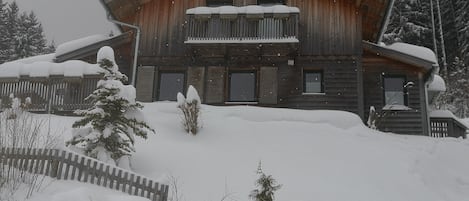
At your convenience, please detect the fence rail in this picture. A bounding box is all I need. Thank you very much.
[0,147,168,201]
[430,117,467,139]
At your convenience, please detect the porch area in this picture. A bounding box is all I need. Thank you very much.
[430,110,468,138]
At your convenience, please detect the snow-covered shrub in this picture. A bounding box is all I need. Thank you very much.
[0,102,57,200]
[66,46,155,167]
[367,106,377,130]
[177,85,201,135]
[250,162,281,201]
[1,93,31,119]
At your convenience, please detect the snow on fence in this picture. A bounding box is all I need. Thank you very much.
[0,147,169,201]
[0,77,99,113]
[430,117,467,138]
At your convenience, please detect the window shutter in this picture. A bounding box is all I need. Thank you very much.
[205,67,226,104]
[136,66,155,102]
[259,67,278,104]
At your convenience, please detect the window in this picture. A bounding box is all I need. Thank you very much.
[303,71,324,93]
[383,76,407,106]
[158,72,185,101]
[258,0,285,5]
[207,0,232,7]
[229,72,257,102]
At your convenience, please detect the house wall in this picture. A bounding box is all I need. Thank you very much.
[279,57,360,114]
[363,51,429,136]
[132,0,364,117]
[287,0,361,56]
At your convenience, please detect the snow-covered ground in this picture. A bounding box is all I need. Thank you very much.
[12,103,469,201]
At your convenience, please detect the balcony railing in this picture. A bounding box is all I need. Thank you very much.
[185,5,299,44]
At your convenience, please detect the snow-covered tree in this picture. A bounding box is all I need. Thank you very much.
[383,0,433,48]
[176,85,201,135]
[0,0,9,63]
[250,162,281,201]
[13,11,46,59]
[438,57,469,117]
[67,46,155,166]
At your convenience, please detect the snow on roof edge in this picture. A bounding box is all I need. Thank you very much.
[385,42,438,64]
[55,35,110,58]
[428,74,446,92]
[0,60,104,78]
[430,110,469,129]
[187,5,300,15]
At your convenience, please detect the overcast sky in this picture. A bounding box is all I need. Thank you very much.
[5,0,120,46]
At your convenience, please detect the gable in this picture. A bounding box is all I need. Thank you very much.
[100,0,393,43]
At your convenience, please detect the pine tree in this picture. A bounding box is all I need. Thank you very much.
[383,0,433,49]
[13,11,46,59]
[446,57,469,117]
[66,46,155,165]
[0,0,9,63]
[44,40,56,54]
[250,162,281,201]
[5,1,19,61]
[455,0,469,65]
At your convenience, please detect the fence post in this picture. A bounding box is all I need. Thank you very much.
[50,150,60,178]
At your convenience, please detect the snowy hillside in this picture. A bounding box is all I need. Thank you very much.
[17,103,469,201]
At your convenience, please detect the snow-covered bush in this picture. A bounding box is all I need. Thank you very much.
[367,106,378,130]
[250,162,281,201]
[0,99,56,200]
[176,85,201,135]
[66,46,155,166]
[1,93,31,119]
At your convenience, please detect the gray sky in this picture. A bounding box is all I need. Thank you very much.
[5,0,120,46]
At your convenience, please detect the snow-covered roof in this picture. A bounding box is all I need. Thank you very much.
[12,53,56,64]
[56,35,110,57]
[385,42,438,64]
[186,5,300,15]
[428,74,446,92]
[0,60,103,78]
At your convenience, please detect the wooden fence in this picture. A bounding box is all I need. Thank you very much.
[0,147,169,201]
[430,117,467,138]
[0,76,100,113]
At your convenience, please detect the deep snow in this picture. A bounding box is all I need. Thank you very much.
[12,102,469,201]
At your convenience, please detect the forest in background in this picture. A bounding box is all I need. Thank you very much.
[0,0,54,64]
[384,0,469,117]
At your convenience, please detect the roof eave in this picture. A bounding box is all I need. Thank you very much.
[363,41,435,72]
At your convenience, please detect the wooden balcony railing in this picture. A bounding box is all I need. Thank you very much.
[185,5,299,44]
[430,117,467,138]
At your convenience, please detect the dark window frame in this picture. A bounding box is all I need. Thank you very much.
[157,71,186,101]
[382,75,409,106]
[227,71,258,103]
[257,0,286,5]
[206,0,233,7]
[303,70,324,94]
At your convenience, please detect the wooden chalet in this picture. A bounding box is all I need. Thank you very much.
[95,0,467,137]
[0,0,465,138]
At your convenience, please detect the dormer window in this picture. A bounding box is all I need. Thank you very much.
[257,0,285,5]
[206,0,232,7]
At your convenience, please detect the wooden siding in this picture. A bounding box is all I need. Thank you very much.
[363,51,427,135]
[287,0,362,56]
[135,0,204,58]
[136,66,155,102]
[279,58,360,114]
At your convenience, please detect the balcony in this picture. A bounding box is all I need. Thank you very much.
[185,5,299,44]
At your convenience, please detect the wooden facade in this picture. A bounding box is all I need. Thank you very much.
[95,0,467,137]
